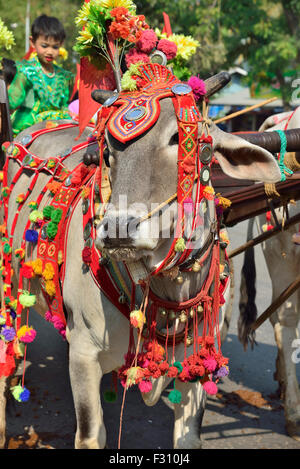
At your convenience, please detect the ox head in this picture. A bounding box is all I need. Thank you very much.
[93,68,281,268]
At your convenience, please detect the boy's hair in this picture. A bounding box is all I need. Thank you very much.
[1,58,17,86]
[31,14,66,43]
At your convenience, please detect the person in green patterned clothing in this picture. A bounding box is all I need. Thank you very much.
[8,15,74,136]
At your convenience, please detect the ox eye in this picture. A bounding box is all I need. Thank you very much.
[169,133,179,146]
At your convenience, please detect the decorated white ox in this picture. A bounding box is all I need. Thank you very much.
[239,106,300,440]
[0,66,281,449]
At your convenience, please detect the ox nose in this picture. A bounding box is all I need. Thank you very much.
[96,214,139,247]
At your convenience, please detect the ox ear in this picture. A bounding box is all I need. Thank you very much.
[210,124,282,183]
[91,89,117,105]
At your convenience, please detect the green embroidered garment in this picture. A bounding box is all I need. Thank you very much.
[8,56,74,135]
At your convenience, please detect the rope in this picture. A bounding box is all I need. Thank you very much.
[275,129,293,182]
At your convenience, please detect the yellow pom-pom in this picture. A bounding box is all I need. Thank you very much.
[125,366,144,387]
[45,280,56,297]
[31,258,43,276]
[130,310,145,330]
[42,263,54,280]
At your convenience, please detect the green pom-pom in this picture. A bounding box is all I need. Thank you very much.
[3,243,11,254]
[173,361,183,373]
[103,390,117,403]
[19,291,36,308]
[174,238,186,252]
[51,208,63,223]
[43,205,55,219]
[4,296,11,305]
[168,388,182,404]
[46,221,58,239]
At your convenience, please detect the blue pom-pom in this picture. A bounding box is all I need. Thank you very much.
[10,309,16,319]
[20,387,30,402]
[25,229,39,243]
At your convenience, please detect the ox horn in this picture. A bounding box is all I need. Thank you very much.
[91,89,117,105]
[204,71,231,98]
[234,129,300,153]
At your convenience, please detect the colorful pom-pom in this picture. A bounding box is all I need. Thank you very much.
[17,325,36,343]
[31,258,43,276]
[43,205,55,219]
[168,388,182,404]
[51,208,63,223]
[46,221,58,240]
[203,380,218,395]
[47,159,56,169]
[125,366,144,387]
[16,193,26,204]
[174,238,186,252]
[82,247,92,264]
[29,210,44,223]
[187,76,206,101]
[15,248,25,259]
[3,242,11,254]
[136,29,158,53]
[44,280,56,297]
[11,384,30,402]
[1,326,16,342]
[25,229,38,243]
[42,263,54,281]
[203,356,217,372]
[28,201,39,210]
[157,39,177,60]
[19,291,36,308]
[130,310,145,330]
[138,379,153,393]
[20,263,35,279]
[103,390,117,402]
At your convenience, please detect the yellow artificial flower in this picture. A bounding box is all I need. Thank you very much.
[168,33,200,61]
[99,0,136,10]
[59,47,68,61]
[0,17,15,61]
[75,2,91,28]
[77,29,94,44]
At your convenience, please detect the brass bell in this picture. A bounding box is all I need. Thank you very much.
[190,309,194,318]
[179,312,187,323]
[160,309,167,317]
[169,310,177,321]
[197,304,203,313]
[186,335,194,346]
[176,275,184,285]
[192,261,201,272]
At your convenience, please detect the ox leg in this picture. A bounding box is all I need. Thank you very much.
[69,347,106,449]
[173,380,206,449]
[0,377,7,449]
[270,294,300,440]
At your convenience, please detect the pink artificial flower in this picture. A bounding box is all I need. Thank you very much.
[125,48,151,68]
[157,39,177,60]
[136,29,158,53]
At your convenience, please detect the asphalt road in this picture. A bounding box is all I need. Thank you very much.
[4,221,300,450]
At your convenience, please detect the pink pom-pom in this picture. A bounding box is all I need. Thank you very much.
[125,48,150,68]
[52,315,65,331]
[157,39,177,60]
[203,356,217,372]
[187,76,206,101]
[136,29,158,54]
[203,380,218,395]
[20,329,37,343]
[45,310,52,322]
[138,379,153,393]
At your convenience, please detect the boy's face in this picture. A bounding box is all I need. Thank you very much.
[30,35,62,67]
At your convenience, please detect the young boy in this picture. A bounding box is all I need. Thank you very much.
[8,14,73,135]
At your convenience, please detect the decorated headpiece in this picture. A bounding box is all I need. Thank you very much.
[74,0,205,133]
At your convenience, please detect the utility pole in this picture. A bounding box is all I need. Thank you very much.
[25,0,31,53]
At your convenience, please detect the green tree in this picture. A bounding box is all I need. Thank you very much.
[221,0,300,108]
